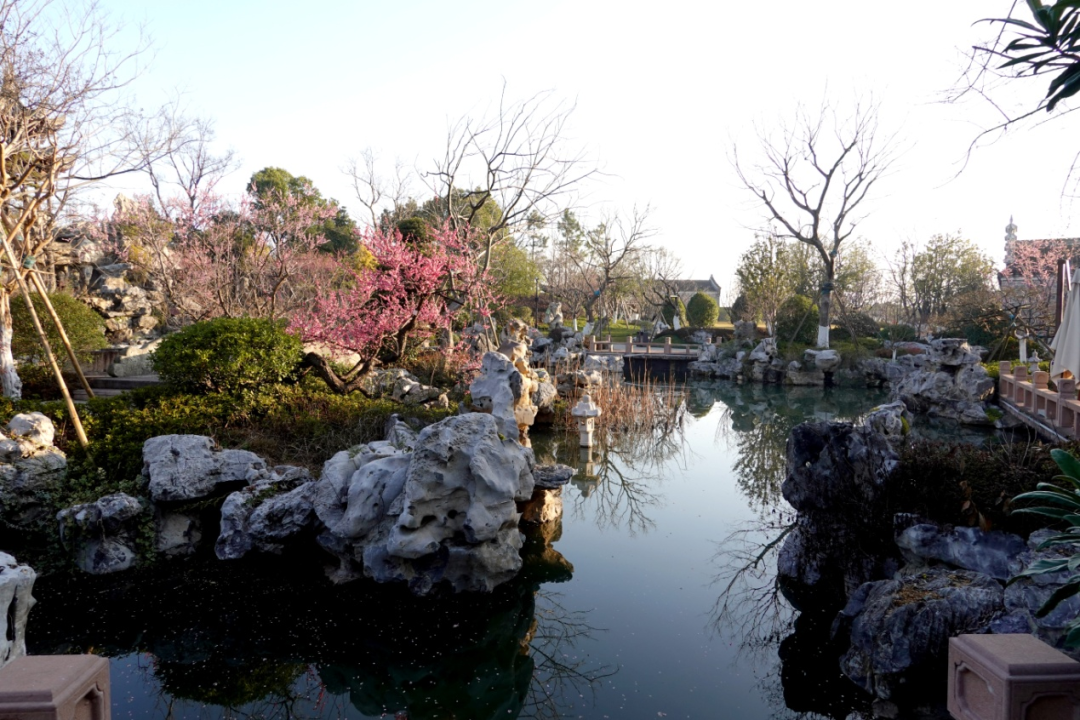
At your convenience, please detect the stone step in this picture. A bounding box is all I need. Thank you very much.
[84,374,160,390]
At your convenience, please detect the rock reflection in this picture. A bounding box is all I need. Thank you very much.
[26,539,612,719]
[705,383,896,720]
[709,383,889,512]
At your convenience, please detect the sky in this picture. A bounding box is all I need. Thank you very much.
[92,0,1080,296]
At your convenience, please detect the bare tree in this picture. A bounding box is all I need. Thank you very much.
[129,104,238,218]
[565,207,654,323]
[344,147,413,228]
[734,99,896,347]
[423,84,597,271]
[0,0,148,398]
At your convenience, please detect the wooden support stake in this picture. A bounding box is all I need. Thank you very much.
[27,271,94,399]
[0,234,88,447]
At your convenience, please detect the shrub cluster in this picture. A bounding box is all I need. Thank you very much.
[153,318,303,395]
[775,295,817,345]
[882,437,1077,538]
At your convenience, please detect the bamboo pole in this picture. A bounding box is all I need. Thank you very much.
[27,270,94,399]
[0,233,88,447]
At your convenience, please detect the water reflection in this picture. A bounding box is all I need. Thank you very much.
[534,392,690,535]
[27,530,612,720]
[709,383,889,512]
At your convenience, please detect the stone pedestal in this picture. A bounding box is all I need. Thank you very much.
[948,634,1080,720]
[0,654,110,719]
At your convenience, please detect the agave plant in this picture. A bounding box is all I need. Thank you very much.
[1009,448,1080,646]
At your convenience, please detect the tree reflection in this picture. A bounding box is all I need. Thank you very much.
[710,383,890,513]
[26,546,614,720]
[536,389,690,535]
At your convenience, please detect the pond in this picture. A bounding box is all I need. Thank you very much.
[25,382,958,719]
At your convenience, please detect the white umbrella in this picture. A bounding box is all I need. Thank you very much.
[1051,269,1080,379]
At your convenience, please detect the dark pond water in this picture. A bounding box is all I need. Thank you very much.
[25,382,947,719]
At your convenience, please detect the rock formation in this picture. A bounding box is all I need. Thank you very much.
[0,413,67,528]
[0,553,34,668]
[56,493,144,574]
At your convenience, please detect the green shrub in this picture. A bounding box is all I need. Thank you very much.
[730,294,750,323]
[153,318,303,395]
[835,311,880,341]
[686,292,719,328]
[661,297,688,327]
[11,292,108,365]
[775,295,817,345]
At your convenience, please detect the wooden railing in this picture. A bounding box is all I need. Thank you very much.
[582,335,703,357]
[998,361,1080,438]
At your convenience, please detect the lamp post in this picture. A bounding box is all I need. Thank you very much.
[535,277,540,327]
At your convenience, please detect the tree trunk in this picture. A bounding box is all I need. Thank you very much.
[0,290,21,399]
[817,266,834,349]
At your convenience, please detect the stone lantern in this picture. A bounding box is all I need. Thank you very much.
[571,393,601,447]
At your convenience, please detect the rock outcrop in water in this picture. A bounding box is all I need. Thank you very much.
[889,338,994,424]
[779,398,1080,705]
[56,492,145,574]
[0,552,34,668]
[315,413,535,593]
[777,404,902,610]
[135,410,543,594]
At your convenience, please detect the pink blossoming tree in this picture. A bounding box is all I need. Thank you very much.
[290,222,494,394]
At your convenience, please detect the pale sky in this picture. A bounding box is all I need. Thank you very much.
[95,0,1078,295]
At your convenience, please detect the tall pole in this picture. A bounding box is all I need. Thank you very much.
[534,278,540,327]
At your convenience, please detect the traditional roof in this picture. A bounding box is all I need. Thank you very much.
[670,275,721,294]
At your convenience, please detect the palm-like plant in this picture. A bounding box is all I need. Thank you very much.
[1010,448,1080,646]
[990,0,1080,112]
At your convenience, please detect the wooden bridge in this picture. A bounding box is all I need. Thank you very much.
[584,336,704,359]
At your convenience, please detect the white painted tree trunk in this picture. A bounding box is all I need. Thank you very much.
[816,325,830,349]
[0,291,22,400]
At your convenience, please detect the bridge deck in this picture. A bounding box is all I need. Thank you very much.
[584,337,703,360]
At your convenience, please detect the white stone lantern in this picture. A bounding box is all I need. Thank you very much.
[571,393,602,447]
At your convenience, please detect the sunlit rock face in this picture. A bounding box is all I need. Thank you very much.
[316,413,536,594]
[0,552,35,668]
[470,351,539,444]
[143,435,271,503]
[0,413,66,528]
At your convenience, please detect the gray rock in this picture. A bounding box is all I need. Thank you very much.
[469,351,532,439]
[316,413,536,594]
[863,402,910,447]
[778,417,900,608]
[896,523,1025,580]
[0,553,35,668]
[154,510,201,556]
[56,493,144,574]
[6,412,55,447]
[805,348,842,372]
[143,435,269,502]
[836,568,1004,700]
[534,463,575,489]
[390,413,534,553]
[216,477,317,560]
[889,341,994,425]
[1001,530,1080,648]
[584,355,622,373]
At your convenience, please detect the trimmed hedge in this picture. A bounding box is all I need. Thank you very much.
[153,318,303,395]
